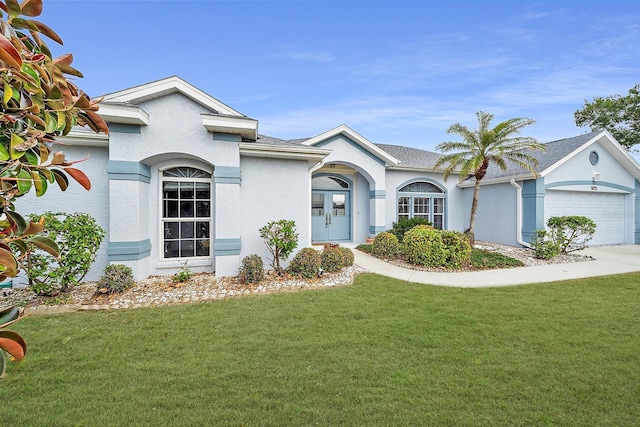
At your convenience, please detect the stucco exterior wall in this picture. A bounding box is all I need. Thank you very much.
[461,181,519,246]
[239,156,311,271]
[17,144,110,282]
[384,170,466,232]
[355,172,371,242]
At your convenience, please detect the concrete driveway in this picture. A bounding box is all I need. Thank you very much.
[352,245,640,288]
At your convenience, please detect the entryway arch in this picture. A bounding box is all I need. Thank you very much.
[311,173,352,242]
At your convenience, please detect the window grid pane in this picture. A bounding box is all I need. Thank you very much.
[398,197,410,220]
[162,170,211,260]
[413,197,430,219]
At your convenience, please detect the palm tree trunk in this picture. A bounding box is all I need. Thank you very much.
[469,179,482,235]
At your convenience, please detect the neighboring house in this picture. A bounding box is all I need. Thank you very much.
[20,77,640,281]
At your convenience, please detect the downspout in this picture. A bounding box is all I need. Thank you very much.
[510,178,533,248]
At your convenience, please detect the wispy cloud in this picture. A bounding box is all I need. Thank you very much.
[270,46,335,63]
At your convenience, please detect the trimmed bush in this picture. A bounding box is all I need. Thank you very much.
[390,217,432,242]
[97,264,135,294]
[547,215,596,253]
[373,232,400,258]
[402,225,447,266]
[356,244,373,254]
[321,246,343,272]
[533,230,561,260]
[440,230,472,269]
[25,211,106,296]
[338,247,354,267]
[239,254,264,283]
[288,248,322,278]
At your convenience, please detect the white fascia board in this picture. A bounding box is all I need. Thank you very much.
[301,124,400,166]
[55,128,109,147]
[387,164,458,174]
[103,76,244,117]
[98,103,149,125]
[239,142,330,161]
[456,173,536,188]
[202,114,258,140]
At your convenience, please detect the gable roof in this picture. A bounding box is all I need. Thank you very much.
[300,125,400,166]
[102,76,245,117]
[99,76,259,139]
[459,130,640,186]
[376,143,445,170]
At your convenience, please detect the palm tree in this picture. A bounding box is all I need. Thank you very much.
[434,111,545,243]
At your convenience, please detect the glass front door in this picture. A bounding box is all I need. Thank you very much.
[312,190,351,242]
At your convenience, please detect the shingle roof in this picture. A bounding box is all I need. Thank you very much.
[254,134,306,147]
[479,131,601,180]
[375,144,444,169]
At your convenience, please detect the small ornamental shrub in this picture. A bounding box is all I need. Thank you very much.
[402,225,447,266]
[356,244,373,254]
[260,220,299,275]
[321,246,343,272]
[239,254,264,284]
[338,247,354,267]
[390,217,432,242]
[532,230,561,260]
[288,248,322,278]
[547,215,596,253]
[25,212,106,296]
[440,230,472,269]
[97,264,135,294]
[173,264,193,283]
[373,232,400,258]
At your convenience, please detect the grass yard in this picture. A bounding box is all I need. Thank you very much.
[2,273,639,426]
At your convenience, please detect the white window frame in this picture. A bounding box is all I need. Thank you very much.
[160,166,213,262]
[396,180,446,229]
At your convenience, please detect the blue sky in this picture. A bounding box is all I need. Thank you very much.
[39,0,640,153]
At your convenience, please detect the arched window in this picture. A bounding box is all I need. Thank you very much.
[397,180,445,229]
[311,175,350,189]
[161,167,212,259]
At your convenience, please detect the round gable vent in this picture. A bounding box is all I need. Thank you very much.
[589,150,599,166]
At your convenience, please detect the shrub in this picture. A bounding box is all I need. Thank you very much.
[390,217,432,242]
[239,254,264,284]
[97,264,135,294]
[321,246,343,272]
[402,225,447,266]
[440,230,472,269]
[338,247,354,267]
[373,232,400,258]
[259,220,299,275]
[356,244,373,254]
[288,248,322,278]
[547,216,596,253]
[173,264,193,283]
[532,230,561,260]
[25,212,106,296]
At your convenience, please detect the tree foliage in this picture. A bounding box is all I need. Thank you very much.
[574,84,640,151]
[0,0,107,378]
[259,220,298,275]
[0,0,108,281]
[434,111,544,239]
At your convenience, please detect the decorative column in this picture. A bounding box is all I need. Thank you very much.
[521,177,545,243]
[369,189,386,237]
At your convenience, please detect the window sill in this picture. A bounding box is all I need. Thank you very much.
[156,258,213,269]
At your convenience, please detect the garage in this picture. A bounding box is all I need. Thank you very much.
[544,190,626,246]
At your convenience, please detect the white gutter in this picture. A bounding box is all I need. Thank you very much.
[510,178,532,248]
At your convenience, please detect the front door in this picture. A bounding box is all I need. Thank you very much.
[312,190,351,242]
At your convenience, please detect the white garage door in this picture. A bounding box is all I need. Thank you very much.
[544,190,626,246]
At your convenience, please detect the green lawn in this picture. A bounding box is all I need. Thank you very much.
[2,273,639,426]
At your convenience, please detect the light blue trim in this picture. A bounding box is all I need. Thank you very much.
[545,180,634,193]
[214,238,242,256]
[108,239,151,261]
[635,180,640,244]
[213,133,241,142]
[369,190,386,199]
[214,166,241,184]
[108,123,141,134]
[314,135,385,166]
[369,226,386,235]
[107,161,151,183]
[395,177,448,229]
[522,177,545,243]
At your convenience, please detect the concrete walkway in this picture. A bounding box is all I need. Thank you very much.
[350,244,640,288]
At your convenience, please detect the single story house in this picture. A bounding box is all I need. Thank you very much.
[21,76,640,281]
